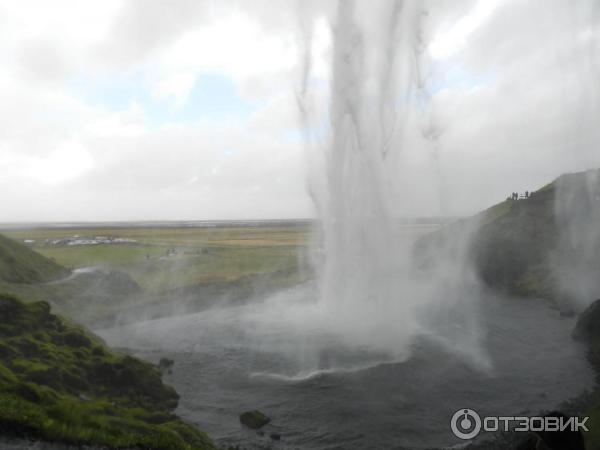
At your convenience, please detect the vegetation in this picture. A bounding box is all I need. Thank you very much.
[0,224,312,326]
[471,181,559,299]
[418,169,600,305]
[0,226,309,445]
[3,225,310,292]
[478,198,515,225]
[1,171,598,448]
[0,292,215,449]
[0,233,68,284]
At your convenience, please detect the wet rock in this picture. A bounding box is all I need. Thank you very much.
[572,299,600,341]
[158,357,174,374]
[239,410,270,429]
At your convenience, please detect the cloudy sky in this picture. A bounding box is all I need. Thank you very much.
[0,0,598,222]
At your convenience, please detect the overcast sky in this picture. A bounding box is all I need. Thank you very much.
[0,0,598,222]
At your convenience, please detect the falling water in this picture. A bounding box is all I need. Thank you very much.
[89,4,600,448]
[554,169,600,309]
[298,0,487,361]
[317,0,416,352]
[300,1,496,367]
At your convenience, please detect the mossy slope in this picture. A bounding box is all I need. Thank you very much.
[418,169,600,303]
[0,233,68,284]
[0,293,215,449]
[471,181,558,299]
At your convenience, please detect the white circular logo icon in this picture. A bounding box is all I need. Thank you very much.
[451,408,481,440]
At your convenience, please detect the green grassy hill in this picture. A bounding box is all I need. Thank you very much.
[0,293,215,449]
[0,233,146,325]
[418,168,600,306]
[0,233,68,284]
[0,234,216,448]
[474,169,599,303]
[471,178,559,299]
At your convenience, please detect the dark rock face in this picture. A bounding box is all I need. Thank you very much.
[239,410,270,429]
[573,299,600,342]
[515,412,585,450]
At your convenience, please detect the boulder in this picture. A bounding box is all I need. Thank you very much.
[239,410,270,429]
[158,357,175,374]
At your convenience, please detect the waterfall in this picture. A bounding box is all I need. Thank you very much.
[298,1,490,366]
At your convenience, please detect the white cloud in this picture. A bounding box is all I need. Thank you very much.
[0,0,319,221]
[0,138,93,186]
[0,0,597,222]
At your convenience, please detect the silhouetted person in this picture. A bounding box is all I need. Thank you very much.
[525,191,529,198]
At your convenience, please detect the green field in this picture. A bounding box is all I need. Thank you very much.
[3,224,312,293]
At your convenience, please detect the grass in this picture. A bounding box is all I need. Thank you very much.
[3,225,311,293]
[0,226,309,447]
[35,244,165,269]
[0,293,215,449]
[479,198,514,225]
[0,234,68,284]
[4,225,308,248]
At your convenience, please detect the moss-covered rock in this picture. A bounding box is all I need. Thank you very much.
[0,293,215,449]
[239,410,270,429]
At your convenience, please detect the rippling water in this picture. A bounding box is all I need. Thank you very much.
[97,289,594,450]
